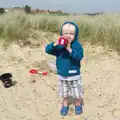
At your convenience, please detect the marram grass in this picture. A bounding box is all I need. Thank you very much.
[0,11,120,53]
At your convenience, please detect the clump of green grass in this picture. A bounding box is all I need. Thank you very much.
[0,11,120,53]
[28,15,60,33]
[87,13,120,52]
[0,11,30,41]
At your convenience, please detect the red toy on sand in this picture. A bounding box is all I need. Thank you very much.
[29,69,48,76]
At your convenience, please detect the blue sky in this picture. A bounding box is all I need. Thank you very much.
[0,0,120,13]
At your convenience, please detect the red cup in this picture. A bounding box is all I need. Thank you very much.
[58,37,68,46]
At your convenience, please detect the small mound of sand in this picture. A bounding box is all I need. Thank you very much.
[32,60,55,73]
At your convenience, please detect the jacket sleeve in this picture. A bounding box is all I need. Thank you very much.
[69,44,84,61]
[45,42,63,56]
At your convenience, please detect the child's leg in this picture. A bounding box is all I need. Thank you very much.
[62,97,69,106]
[75,98,81,106]
[75,98,83,115]
[71,80,84,103]
[59,80,70,116]
[60,97,69,116]
[59,80,69,105]
[71,79,84,115]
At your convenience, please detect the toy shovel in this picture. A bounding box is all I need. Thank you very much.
[29,69,48,76]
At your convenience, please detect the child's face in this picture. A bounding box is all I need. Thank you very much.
[62,24,75,44]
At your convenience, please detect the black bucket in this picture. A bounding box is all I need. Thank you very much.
[0,73,13,88]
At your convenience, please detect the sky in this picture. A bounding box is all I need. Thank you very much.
[0,0,120,13]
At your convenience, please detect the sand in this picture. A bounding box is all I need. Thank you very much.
[0,42,120,120]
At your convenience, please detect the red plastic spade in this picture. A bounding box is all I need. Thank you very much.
[29,69,48,76]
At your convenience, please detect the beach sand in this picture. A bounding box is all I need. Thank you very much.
[0,42,120,120]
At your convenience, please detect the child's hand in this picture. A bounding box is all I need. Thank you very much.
[65,40,72,53]
[53,40,59,46]
[66,44,72,53]
[53,42,58,46]
[59,36,72,53]
[61,36,72,44]
[62,36,71,46]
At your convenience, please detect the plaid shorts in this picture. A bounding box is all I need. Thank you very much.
[58,78,84,99]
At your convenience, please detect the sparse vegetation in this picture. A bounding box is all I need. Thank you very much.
[24,5,31,13]
[0,8,5,14]
[0,10,120,53]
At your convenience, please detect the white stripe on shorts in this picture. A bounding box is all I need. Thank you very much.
[58,77,83,99]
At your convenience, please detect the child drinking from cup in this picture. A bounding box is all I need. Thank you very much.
[45,21,84,116]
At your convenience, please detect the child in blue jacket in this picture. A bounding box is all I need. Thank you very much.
[45,21,84,116]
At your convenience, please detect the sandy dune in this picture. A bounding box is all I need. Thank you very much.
[0,42,120,120]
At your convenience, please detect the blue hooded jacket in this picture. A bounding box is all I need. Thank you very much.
[45,21,84,77]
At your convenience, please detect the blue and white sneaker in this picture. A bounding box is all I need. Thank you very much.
[60,106,69,116]
[75,105,83,115]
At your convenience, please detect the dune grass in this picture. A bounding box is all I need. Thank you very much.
[0,11,120,53]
